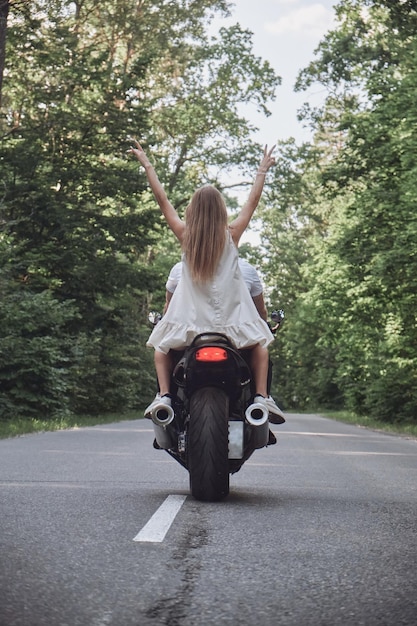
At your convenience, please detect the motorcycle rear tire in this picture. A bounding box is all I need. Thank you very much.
[188,387,230,501]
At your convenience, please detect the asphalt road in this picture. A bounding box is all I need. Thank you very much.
[1,414,416,626]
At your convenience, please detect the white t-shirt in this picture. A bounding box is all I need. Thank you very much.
[166,259,263,297]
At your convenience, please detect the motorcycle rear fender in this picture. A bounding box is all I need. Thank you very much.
[173,335,251,399]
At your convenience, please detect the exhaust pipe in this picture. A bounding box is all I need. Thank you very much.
[245,401,269,426]
[151,403,175,427]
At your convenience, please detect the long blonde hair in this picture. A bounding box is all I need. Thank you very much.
[183,186,228,283]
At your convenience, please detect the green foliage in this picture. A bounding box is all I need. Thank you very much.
[264,0,417,423]
[0,0,280,421]
[0,289,77,419]
[68,308,156,415]
[1,0,160,418]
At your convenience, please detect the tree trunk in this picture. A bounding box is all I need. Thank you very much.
[0,0,10,108]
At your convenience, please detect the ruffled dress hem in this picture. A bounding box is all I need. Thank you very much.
[147,319,273,354]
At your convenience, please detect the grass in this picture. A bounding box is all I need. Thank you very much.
[1,409,416,440]
[318,409,417,439]
[0,411,142,440]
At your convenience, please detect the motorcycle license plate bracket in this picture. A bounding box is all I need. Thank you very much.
[228,420,244,459]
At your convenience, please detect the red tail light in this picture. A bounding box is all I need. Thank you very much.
[195,347,228,362]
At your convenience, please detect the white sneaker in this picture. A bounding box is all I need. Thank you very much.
[254,394,286,424]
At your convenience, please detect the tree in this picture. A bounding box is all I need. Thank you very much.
[0,0,281,419]
[271,0,417,421]
[0,0,10,107]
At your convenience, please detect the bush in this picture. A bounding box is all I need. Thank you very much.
[0,289,78,420]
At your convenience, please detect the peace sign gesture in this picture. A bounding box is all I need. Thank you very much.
[258,144,276,174]
[127,138,151,169]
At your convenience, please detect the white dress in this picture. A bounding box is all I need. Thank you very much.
[147,232,274,354]
[166,258,264,297]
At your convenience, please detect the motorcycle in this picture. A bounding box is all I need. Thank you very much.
[146,309,285,501]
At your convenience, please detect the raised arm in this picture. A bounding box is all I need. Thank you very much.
[128,139,185,242]
[229,145,276,246]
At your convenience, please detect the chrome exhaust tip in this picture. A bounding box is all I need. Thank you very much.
[245,401,269,426]
[151,403,175,427]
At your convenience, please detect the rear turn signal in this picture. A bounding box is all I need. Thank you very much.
[195,347,228,362]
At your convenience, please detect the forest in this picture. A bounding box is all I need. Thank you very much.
[0,0,416,425]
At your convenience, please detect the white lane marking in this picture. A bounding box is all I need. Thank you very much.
[133,495,187,543]
[277,432,364,437]
[325,451,416,456]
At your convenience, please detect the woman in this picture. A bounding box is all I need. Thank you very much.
[128,140,285,422]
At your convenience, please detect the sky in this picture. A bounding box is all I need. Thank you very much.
[211,0,338,144]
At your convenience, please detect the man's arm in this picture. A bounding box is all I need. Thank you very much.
[163,290,174,315]
[252,293,268,322]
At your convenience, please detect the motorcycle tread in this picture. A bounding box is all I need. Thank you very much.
[188,387,230,501]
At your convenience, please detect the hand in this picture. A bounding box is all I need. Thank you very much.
[258,145,276,173]
[127,138,151,168]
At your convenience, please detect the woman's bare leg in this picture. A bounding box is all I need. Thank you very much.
[250,344,285,422]
[154,350,172,396]
[250,344,269,397]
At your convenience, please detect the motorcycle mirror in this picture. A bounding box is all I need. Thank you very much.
[148,311,162,326]
[271,309,285,322]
